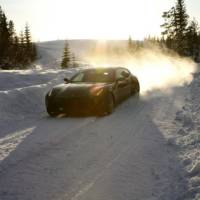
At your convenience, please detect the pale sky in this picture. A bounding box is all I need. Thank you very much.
[1,0,200,41]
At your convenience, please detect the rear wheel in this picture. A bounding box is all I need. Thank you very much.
[131,80,140,95]
[135,81,140,93]
[47,107,58,117]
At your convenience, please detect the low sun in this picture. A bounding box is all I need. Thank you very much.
[35,0,163,41]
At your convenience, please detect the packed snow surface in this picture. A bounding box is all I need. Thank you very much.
[0,67,199,200]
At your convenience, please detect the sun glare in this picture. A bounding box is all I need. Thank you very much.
[33,0,167,41]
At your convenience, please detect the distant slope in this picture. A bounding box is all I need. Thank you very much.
[36,40,127,68]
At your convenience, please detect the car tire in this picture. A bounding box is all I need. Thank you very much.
[99,94,115,116]
[104,94,115,115]
[131,80,140,95]
[47,107,58,117]
[135,81,140,93]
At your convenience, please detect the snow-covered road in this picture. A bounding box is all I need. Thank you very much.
[0,70,188,199]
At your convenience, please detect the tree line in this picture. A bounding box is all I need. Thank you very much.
[1,0,199,70]
[128,0,200,62]
[0,6,37,69]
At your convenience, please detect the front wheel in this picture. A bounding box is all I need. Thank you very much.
[99,94,115,116]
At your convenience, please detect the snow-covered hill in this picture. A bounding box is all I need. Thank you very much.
[36,40,127,68]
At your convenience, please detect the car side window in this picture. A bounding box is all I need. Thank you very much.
[116,69,130,80]
[116,69,125,80]
[72,72,84,82]
[123,69,130,77]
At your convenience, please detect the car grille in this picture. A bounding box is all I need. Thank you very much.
[53,97,94,110]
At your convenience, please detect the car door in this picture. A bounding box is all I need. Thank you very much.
[115,68,130,101]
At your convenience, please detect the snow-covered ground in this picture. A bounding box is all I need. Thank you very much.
[0,67,199,199]
[174,72,200,200]
[0,38,200,200]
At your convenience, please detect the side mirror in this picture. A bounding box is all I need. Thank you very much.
[121,71,129,78]
[116,78,127,88]
[64,78,70,83]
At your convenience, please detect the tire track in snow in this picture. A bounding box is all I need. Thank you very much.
[64,98,146,200]
[0,127,35,162]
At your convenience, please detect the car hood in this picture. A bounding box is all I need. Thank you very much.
[49,83,111,98]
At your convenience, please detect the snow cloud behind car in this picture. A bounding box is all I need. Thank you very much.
[84,44,197,94]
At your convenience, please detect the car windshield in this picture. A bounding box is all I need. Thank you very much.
[71,69,115,83]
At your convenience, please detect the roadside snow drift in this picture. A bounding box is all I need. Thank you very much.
[174,71,200,200]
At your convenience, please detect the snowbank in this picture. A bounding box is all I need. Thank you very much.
[160,70,200,200]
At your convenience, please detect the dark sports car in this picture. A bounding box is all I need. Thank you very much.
[45,67,140,116]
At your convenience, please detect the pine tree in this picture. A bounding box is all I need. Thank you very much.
[18,30,27,68]
[72,53,79,68]
[0,6,37,69]
[24,24,31,50]
[24,24,37,62]
[8,20,15,43]
[161,0,189,55]
[0,11,10,67]
[13,36,20,65]
[7,20,15,64]
[24,24,31,63]
[19,31,24,45]
[175,0,188,32]
[161,7,176,40]
[186,19,200,61]
[61,42,71,69]
[174,0,189,55]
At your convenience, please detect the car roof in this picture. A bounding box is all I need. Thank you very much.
[77,66,128,73]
